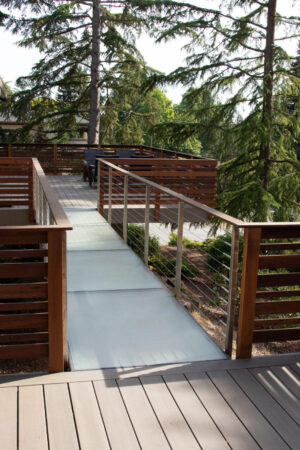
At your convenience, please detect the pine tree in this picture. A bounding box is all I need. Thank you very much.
[2,0,149,144]
[131,0,300,220]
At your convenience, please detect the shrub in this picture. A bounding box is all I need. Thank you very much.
[150,255,200,279]
[127,224,160,259]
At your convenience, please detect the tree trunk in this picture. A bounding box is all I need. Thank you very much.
[259,0,277,190]
[88,0,101,145]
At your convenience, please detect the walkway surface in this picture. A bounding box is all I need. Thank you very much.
[0,354,299,449]
[66,208,225,369]
[48,175,226,369]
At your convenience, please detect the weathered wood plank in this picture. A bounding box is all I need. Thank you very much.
[208,369,289,449]
[251,367,300,425]
[117,377,169,449]
[0,387,17,450]
[187,371,259,449]
[164,374,229,450]
[230,368,300,448]
[18,385,48,450]
[93,379,139,450]
[44,383,79,449]
[140,375,199,449]
[69,382,109,450]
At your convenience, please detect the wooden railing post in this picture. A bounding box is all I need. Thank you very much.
[48,230,67,372]
[236,227,261,359]
[175,202,184,298]
[8,143,12,157]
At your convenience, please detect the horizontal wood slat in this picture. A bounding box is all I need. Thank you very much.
[257,272,300,287]
[0,282,48,299]
[256,289,300,299]
[0,249,47,259]
[0,301,48,312]
[258,254,300,269]
[253,328,300,342]
[256,300,300,314]
[0,312,48,330]
[260,242,300,251]
[261,228,300,239]
[0,343,48,360]
[0,231,47,244]
[254,317,300,328]
[0,262,47,279]
[0,332,48,344]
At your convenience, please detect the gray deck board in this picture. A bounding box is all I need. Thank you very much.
[1,359,300,449]
[0,387,17,450]
[18,385,48,450]
[251,367,300,426]
[230,368,300,449]
[164,373,229,450]
[271,365,300,399]
[187,371,259,450]
[93,379,140,450]
[69,381,110,450]
[117,377,170,450]
[140,375,200,449]
[208,369,289,449]
[44,383,79,450]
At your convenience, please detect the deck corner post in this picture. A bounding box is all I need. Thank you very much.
[144,185,151,264]
[236,226,261,359]
[123,174,128,243]
[48,230,67,372]
[225,226,240,357]
[175,201,184,298]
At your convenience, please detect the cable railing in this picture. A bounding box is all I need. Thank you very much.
[97,158,242,356]
[96,158,300,358]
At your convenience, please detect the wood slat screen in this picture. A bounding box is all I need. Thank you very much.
[0,232,49,361]
[237,225,300,357]
[0,143,203,174]
[98,158,217,211]
[0,158,33,221]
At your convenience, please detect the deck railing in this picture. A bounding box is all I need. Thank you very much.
[97,158,300,358]
[0,157,72,372]
[0,143,203,174]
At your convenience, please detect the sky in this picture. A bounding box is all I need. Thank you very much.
[0,0,299,104]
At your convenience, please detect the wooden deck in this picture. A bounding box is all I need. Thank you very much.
[0,354,299,449]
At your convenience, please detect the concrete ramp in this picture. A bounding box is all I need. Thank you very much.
[66,209,226,370]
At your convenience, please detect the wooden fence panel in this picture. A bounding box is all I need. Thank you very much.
[237,225,300,358]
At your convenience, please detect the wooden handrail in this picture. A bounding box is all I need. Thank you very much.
[32,158,72,229]
[97,158,244,227]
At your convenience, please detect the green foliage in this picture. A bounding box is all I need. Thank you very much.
[2,0,161,143]
[150,255,199,279]
[169,232,244,274]
[127,224,160,259]
[131,0,300,221]
[127,224,199,279]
